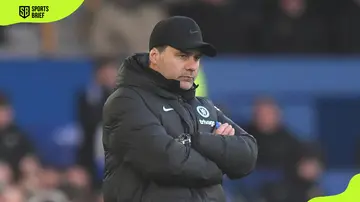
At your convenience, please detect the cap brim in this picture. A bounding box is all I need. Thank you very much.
[178,42,217,57]
[191,42,217,57]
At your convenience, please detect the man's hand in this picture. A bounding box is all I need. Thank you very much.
[213,122,235,136]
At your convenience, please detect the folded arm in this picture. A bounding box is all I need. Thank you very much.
[192,105,258,179]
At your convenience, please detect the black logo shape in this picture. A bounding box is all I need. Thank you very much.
[19,6,30,19]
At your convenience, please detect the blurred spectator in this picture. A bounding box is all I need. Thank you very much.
[76,0,101,49]
[88,0,167,56]
[244,97,301,170]
[259,143,324,202]
[18,157,42,196]
[0,185,25,202]
[39,24,58,56]
[19,155,41,178]
[27,167,68,202]
[0,162,13,189]
[260,0,328,53]
[76,57,118,189]
[0,92,36,181]
[59,166,94,202]
[39,167,62,189]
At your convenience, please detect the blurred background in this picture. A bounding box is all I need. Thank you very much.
[0,0,360,201]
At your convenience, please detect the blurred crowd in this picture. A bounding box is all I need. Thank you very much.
[0,0,359,202]
[1,0,360,57]
[0,92,103,202]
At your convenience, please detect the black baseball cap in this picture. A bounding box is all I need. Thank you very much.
[149,16,217,57]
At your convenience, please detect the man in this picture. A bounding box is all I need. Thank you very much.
[244,97,300,170]
[102,16,258,202]
[0,92,35,181]
[76,57,118,189]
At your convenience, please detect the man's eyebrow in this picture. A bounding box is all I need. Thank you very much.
[194,53,202,57]
[175,50,190,55]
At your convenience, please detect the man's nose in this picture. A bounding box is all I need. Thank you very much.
[185,57,198,71]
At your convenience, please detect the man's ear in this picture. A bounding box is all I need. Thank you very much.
[149,48,159,65]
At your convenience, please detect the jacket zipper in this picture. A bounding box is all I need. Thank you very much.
[178,96,198,133]
[178,96,206,202]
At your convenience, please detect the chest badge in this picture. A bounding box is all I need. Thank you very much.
[196,106,210,118]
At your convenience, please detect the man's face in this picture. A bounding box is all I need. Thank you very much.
[280,0,305,18]
[254,102,280,132]
[151,46,202,90]
[97,64,118,89]
[297,158,323,181]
